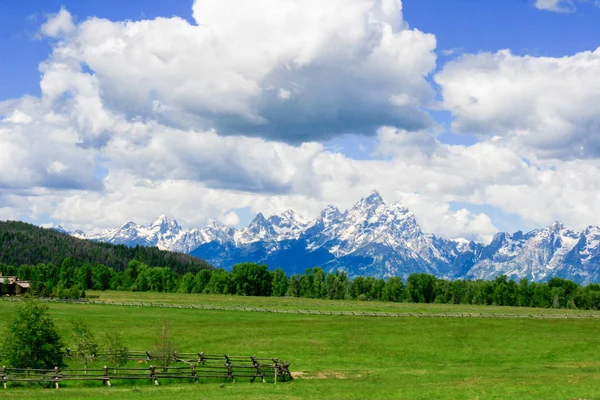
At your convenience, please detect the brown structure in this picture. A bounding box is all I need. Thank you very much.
[0,274,30,296]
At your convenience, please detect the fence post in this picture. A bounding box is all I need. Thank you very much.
[226,361,234,383]
[150,366,158,385]
[54,366,60,389]
[251,355,264,383]
[104,366,111,387]
[2,366,6,389]
[191,365,198,383]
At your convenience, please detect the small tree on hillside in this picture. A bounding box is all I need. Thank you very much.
[71,320,99,374]
[152,319,176,371]
[1,299,65,369]
[105,331,129,373]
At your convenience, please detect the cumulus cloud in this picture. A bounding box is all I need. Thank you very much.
[436,48,600,160]
[40,7,76,37]
[38,0,437,143]
[0,97,101,191]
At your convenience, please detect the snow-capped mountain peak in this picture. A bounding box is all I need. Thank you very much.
[319,205,343,227]
[57,193,600,284]
[150,214,181,233]
[235,213,278,244]
[364,190,385,205]
[267,209,310,240]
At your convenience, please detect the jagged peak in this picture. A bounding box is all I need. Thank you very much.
[151,214,174,225]
[206,220,223,229]
[319,204,342,220]
[269,209,310,229]
[363,190,385,205]
[54,225,69,233]
[247,213,273,230]
[281,209,296,218]
[584,225,600,234]
[550,221,564,230]
[120,221,138,229]
[252,212,267,222]
[149,214,181,233]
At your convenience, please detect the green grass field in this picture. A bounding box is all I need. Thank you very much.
[87,290,600,316]
[1,292,599,399]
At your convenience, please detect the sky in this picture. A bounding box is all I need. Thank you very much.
[1,0,600,242]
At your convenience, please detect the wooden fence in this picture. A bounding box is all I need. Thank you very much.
[1,296,598,319]
[1,353,292,389]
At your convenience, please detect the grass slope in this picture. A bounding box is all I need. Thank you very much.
[0,294,599,399]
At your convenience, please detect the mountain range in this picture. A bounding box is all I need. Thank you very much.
[56,191,600,284]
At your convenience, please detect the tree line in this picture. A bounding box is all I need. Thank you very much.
[3,259,600,310]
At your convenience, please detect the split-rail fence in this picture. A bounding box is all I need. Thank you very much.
[1,353,292,389]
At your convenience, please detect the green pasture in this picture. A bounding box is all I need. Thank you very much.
[87,290,600,316]
[0,294,599,399]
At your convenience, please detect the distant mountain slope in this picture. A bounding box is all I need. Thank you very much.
[56,191,600,284]
[0,221,213,274]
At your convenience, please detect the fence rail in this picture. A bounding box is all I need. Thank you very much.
[1,296,598,320]
[1,353,292,389]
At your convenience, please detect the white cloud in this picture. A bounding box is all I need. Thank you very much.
[535,0,600,12]
[223,211,240,227]
[533,0,577,12]
[278,89,292,101]
[40,7,76,38]
[436,48,600,160]
[0,96,101,191]
[38,0,437,143]
[3,110,33,124]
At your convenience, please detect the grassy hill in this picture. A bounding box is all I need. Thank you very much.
[0,220,213,274]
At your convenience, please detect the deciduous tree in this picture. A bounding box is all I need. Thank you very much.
[2,300,65,369]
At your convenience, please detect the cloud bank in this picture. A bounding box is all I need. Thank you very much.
[2,0,600,245]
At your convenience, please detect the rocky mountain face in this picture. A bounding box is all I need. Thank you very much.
[61,191,600,284]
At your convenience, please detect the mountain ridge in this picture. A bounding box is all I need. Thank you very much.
[58,191,600,284]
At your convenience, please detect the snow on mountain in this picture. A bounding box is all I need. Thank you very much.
[56,191,600,283]
[267,209,310,240]
[464,222,597,283]
[234,213,279,245]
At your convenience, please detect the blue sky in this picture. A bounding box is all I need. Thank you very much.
[1,0,599,241]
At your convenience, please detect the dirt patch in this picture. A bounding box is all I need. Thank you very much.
[298,371,355,380]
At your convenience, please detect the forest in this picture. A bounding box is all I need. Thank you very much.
[0,220,213,274]
[2,259,600,310]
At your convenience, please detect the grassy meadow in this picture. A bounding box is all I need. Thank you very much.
[0,293,599,399]
[86,290,600,316]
